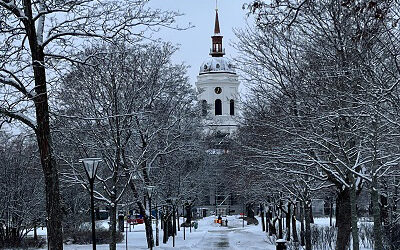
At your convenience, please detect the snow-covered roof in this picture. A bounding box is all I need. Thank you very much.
[199,57,236,75]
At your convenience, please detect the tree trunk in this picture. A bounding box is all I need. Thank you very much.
[33,221,38,241]
[304,201,312,250]
[309,202,314,224]
[330,201,333,227]
[162,208,169,244]
[177,210,180,232]
[371,178,383,250]
[35,77,63,249]
[168,215,173,237]
[391,182,398,249]
[265,208,270,233]
[143,210,154,249]
[292,203,299,243]
[163,222,168,244]
[336,188,352,250]
[39,140,63,250]
[300,202,305,247]
[128,180,153,249]
[350,181,359,250]
[246,203,255,218]
[141,196,154,249]
[278,209,283,239]
[0,222,4,246]
[380,194,389,225]
[156,203,159,246]
[109,202,117,250]
[25,5,64,248]
[271,217,277,236]
[286,202,291,241]
[260,204,265,232]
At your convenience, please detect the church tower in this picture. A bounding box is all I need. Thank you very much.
[196,8,240,135]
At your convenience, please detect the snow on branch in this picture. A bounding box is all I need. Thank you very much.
[0,108,37,131]
[51,111,143,121]
[0,0,27,20]
[0,72,35,100]
[42,32,109,48]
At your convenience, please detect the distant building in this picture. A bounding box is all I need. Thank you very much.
[195,7,242,216]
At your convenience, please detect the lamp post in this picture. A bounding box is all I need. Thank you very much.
[80,158,102,250]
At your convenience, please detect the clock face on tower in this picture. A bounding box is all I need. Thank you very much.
[215,87,222,94]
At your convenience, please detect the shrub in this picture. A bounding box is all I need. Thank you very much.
[311,225,336,250]
[383,222,400,249]
[0,236,47,249]
[63,229,124,245]
[244,217,259,225]
[359,223,373,248]
[21,237,47,248]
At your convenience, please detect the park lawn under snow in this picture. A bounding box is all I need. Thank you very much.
[28,216,275,249]
[26,216,373,249]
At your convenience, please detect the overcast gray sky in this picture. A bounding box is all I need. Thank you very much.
[147,0,250,84]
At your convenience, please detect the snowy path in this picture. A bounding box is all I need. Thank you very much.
[191,218,275,250]
[195,229,231,249]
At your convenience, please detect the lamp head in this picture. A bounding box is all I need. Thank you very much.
[145,185,156,198]
[79,158,102,180]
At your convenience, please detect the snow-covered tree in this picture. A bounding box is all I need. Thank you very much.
[0,0,181,247]
[53,41,201,248]
[236,1,400,249]
[0,133,45,247]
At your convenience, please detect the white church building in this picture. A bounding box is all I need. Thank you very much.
[194,8,242,216]
[196,8,240,135]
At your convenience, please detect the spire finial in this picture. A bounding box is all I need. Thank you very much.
[216,0,218,11]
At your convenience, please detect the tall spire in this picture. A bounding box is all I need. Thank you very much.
[214,8,220,34]
[210,7,225,57]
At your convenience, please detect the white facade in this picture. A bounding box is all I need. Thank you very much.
[196,58,240,134]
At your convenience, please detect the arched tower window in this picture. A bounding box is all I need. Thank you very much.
[215,99,222,115]
[230,99,235,116]
[202,100,208,116]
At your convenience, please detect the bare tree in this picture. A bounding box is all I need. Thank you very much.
[0,132,45,248]
[53,41,200,249]
[0,1,181,247]
[236,1,400,249]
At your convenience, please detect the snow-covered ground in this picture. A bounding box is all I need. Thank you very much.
[28,216,274,249]
[25,216,374,249]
